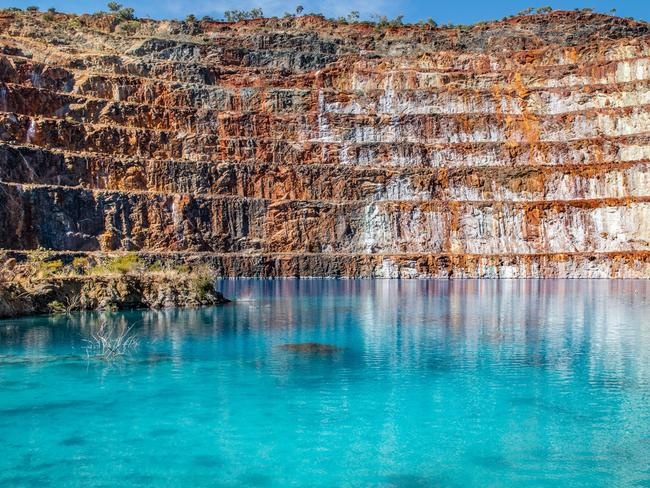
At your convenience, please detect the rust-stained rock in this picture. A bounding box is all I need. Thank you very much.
[0,10,649,277]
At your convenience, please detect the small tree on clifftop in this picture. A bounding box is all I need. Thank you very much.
[224,8,264,22]
[117,7,135,20]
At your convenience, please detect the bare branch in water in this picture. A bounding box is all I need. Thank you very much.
[83,319,138,360]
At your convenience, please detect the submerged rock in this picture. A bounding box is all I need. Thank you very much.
[280,343,344,353]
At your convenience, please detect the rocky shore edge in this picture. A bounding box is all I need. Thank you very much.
[0,275,229,319]
[0,253,230,319]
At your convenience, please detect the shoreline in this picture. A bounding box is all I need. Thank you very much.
[0,273,230,320]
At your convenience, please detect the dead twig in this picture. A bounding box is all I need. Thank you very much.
[83,319,138,360]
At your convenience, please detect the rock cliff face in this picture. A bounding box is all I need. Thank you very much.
[1,9,649,277]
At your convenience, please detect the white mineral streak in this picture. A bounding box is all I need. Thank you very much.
[317,85,650,116]
[541,166,650,201]
[352,201,650,255]
[316,90,332,142]
[171,197,183,237]
[366,254,650,278]
[227,30,646,277]
[380,176,430,201]
[0,86,6,112]
[30,70,41,88]
[358,203,447,253]
[112,84,123,102]
[620,145,650,162]
[564,169,637,200]
[25,119,36,143]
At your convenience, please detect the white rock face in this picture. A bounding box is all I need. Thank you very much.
[311,35,650,276]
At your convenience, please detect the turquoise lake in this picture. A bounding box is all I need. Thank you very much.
[1,279,649,487]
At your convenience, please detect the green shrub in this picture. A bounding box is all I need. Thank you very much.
[371,14,404,29]
[34,259,64,279]
[120,20,139,34]
[146,261,164,273]
[94,254,143,275]
[117,7,135,20]
[347,11,359,22]
[71,257,89,274]
[72,256,89,268]
[26,6,39,12]
[48,300,66,314]
[191,268,215,300]
[224,8,264,22]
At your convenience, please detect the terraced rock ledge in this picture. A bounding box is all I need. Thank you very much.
[1,9,649,278]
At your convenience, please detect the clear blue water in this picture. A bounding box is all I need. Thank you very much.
[1,280,649,487]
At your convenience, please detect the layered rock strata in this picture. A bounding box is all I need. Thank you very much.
[1,10,649,277]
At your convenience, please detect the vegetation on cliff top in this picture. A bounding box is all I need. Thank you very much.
[1,3,645,31]
[1,250,216,285]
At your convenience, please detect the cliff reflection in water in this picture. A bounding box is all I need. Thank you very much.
[1,279,649,487]
[1,279,648,385]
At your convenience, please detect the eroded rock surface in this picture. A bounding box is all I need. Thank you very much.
[1,10,649,277]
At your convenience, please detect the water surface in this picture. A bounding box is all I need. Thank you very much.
[1,280,649,487]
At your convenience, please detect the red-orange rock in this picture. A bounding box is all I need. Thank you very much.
[0,10,649,277]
